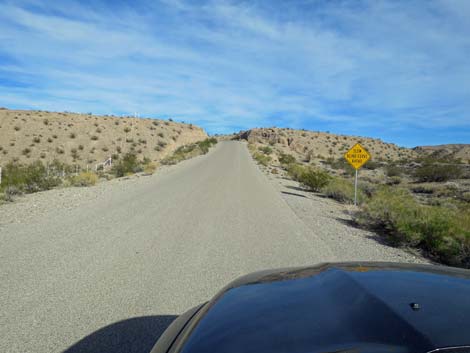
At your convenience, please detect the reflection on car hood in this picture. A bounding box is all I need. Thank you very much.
[179,262,470,353]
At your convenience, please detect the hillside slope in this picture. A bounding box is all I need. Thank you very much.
[0,109,207,168]
[413,144,470,163]
[236,128,416,162]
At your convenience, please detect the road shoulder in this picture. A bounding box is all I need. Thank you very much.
[258,164,429,264]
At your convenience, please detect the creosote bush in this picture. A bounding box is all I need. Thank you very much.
[258,146,272,155]
[278,153,296,165]
[356,187,470,267]
[111,153,143,177]
[0,161,61,194]
[286,163,331,192]
[322,177,365,204]
[299,167,331,192]
[253,152,271,166]
[414,163,463,182]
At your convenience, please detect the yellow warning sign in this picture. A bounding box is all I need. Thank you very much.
[344,143,371,170]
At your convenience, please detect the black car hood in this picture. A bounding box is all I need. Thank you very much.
[176,262,470,353]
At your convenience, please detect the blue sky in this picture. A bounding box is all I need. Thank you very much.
[0,0,469,147]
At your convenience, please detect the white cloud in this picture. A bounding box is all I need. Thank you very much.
[0,0,468,143]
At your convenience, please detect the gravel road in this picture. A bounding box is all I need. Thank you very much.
[0,141,425,353]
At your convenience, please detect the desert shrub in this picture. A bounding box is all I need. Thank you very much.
[22,148,31,155]
[461,192,470,203]
[363,160,380,170]
[386,176,402,185]
[161,138,217,165]
[96,128,102,133]
[158,132,164,138]
[69,132,76,139]
[411,185,435,194]
[33,137,41,143]
[356,187,470,267]
[323,177,365,204]
[258,146,273,155]
[47,137,53,143]
[253,152,271,166]
[299,167,331,192]
[111,153,142,177]
[286,163,306,181]
[14,126,20,131]
[278,153,296,165]
[70,172,98,186]
[0,161,61,193]
[124,127,131,133]
[357,187,429,245]
[197,138,217,153]
[90,135,98,141]
[43,119,49,125]
[385,164,402,177]
[71,148,79,160]
[3,186,22,201]
[325,157,355,175]
[152,121,159,126]
[414,163,463,182]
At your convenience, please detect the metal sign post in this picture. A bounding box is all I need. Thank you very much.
[344,143,371,206]
[354,169,358,206]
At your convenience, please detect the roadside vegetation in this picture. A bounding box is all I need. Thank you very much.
[0,139,215,203]
[249,143,470,268]
[0,160,62,201]
[161,138,217,165]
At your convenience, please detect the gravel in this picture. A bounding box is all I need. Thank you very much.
[262,166,428,264]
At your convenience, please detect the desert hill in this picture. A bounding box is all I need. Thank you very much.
[0,108,207,168]
[235,128,417,163]
[413,144,470,163]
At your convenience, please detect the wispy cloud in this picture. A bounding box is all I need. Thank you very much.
[0,0,469,145]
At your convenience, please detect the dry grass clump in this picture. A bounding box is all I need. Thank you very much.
[143,162,157,175]
[70,171,98,186]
